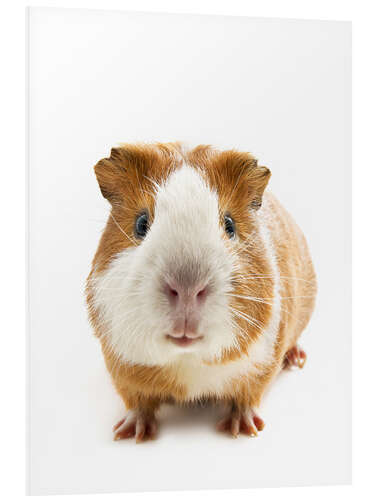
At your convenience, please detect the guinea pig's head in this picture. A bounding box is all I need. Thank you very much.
[90,143,273,366]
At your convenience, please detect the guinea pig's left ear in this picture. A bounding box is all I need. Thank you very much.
[248,164,271,210]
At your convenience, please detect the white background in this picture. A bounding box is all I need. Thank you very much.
[26,7,351,495]
[1,1,374,500]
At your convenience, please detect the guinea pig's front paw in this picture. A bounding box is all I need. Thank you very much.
[113,409,158,443]
[283,344,307,369]
[217,406,265,439]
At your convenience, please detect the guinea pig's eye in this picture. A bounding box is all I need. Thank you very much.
[224,214,236,239]
[134,212,149,239]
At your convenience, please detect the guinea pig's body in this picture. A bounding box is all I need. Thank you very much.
[86,143,316,442]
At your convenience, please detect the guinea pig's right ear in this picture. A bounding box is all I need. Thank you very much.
[94,148,126,204]
[248,164,271,210]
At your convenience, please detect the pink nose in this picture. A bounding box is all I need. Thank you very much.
[165,282,208,303]
[164,280,208,338]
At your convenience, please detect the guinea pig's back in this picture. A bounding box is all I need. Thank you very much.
[261,192,317,353]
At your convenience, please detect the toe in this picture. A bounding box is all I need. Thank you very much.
[230,416,240,438]
[217,417,231,432]
[114,422,136,441]
[240,417,258,436]
[297,349,306,368]
[146,418,158,440]
[113,418,125,432]
[135,419,146,443]
[253,415,265,431]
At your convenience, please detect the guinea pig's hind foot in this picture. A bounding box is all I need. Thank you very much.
[113,410,158,443]
[217,406,265,439]
[283,345,307,370]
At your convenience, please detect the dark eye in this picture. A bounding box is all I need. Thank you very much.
[224,214,236,239]
[134,212,149,239]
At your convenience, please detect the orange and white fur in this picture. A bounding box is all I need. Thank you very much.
[86,143,316,442]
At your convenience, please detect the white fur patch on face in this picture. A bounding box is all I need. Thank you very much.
[91,165,238,367]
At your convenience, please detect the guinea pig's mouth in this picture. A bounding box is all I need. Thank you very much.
[166,335,203,347]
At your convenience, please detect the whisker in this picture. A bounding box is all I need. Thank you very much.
[144,175,162,193]
[109,213,137,245]
[228,292,315,301]
[230,307,265,332]
[231,274,316,285]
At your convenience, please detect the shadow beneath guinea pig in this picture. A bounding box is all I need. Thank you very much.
[158,400,228,433]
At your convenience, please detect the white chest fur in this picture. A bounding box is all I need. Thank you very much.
[170,353,258,400]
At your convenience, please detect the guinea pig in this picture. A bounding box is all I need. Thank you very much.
[85,142,317,442]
